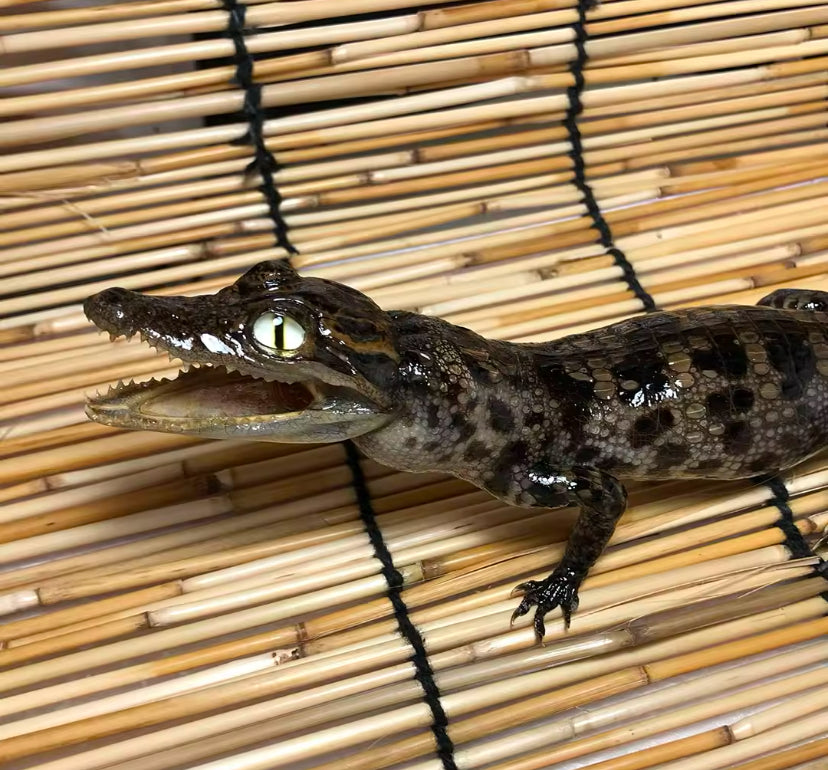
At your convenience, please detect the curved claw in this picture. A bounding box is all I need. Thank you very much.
[510,580,541,599]
[508,571,582,642]
[533,613,547,642]
[510,597,533,627]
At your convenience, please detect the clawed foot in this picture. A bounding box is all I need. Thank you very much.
[510,570,581,642]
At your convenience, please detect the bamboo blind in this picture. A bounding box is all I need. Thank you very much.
[1,0,828,768]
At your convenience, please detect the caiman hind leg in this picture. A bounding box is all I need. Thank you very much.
[757,289,828,312]
[482,462,627,641]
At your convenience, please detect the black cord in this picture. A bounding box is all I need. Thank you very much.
[757,474,828,599]
[344,441,458,769]
[563,0,657,312]
[221,0,297,256]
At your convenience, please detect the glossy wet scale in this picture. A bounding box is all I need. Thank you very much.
[358,303,828,490]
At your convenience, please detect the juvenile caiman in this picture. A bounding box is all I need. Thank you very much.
[84,260,828,639]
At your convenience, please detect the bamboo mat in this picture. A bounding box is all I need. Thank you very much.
[2,0,828,768]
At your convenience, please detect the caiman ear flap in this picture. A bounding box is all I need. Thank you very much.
[235,260,299,294]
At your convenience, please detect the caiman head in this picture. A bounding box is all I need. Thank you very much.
[83,261,399,442]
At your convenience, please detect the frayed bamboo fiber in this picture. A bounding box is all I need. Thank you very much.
[2,1,828,769]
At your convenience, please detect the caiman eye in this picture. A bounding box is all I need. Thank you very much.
[252,312,306,351]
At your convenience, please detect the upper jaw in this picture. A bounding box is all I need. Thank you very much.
[84,287,249,365]
[85,287,300,382]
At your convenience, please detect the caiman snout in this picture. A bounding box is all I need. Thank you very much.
[84,287,140,337]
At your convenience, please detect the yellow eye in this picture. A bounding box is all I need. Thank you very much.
[252,312,306,351]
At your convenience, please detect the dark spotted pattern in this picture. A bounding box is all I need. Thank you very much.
[524,410,546,430]
[488,397,515,433]
[463,439,489,462]
[423,439,442,455]
[453,417,475,444]
[426,403,441,429]
[574,446,601,464]
[749,453,780,473]
[732,387,755,412]
[691,328,748,378]
[630,408,675,448]
[488,441,530,498]
[706,392,732,421]
[655,442,691,470]
[539,359,595,446]
[762,323,816,400]
[779,431,805,452]
[722,420,752,456]
[613,359,673,408]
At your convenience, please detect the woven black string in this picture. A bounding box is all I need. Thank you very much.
[221,0,297,256]
[563,0,657,312]
[219,1,453,758]
[343,441,458,769]
[757,474,828,596]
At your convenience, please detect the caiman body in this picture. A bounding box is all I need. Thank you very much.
[85,261,828,637]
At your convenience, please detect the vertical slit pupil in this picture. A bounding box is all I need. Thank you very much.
[273,315,284,348]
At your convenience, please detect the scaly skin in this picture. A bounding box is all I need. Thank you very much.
[84,262,828,640]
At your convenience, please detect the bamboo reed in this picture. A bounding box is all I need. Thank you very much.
[71,609,828,770]
[318,643,828,770]
[2,495,804,652]
[1,2,827,769]
[3,580,820,764]
[7,181,823,324]
[727,738,828,770]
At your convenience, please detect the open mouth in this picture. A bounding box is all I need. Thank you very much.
[86,356,388,441]
[89,365,317,420]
